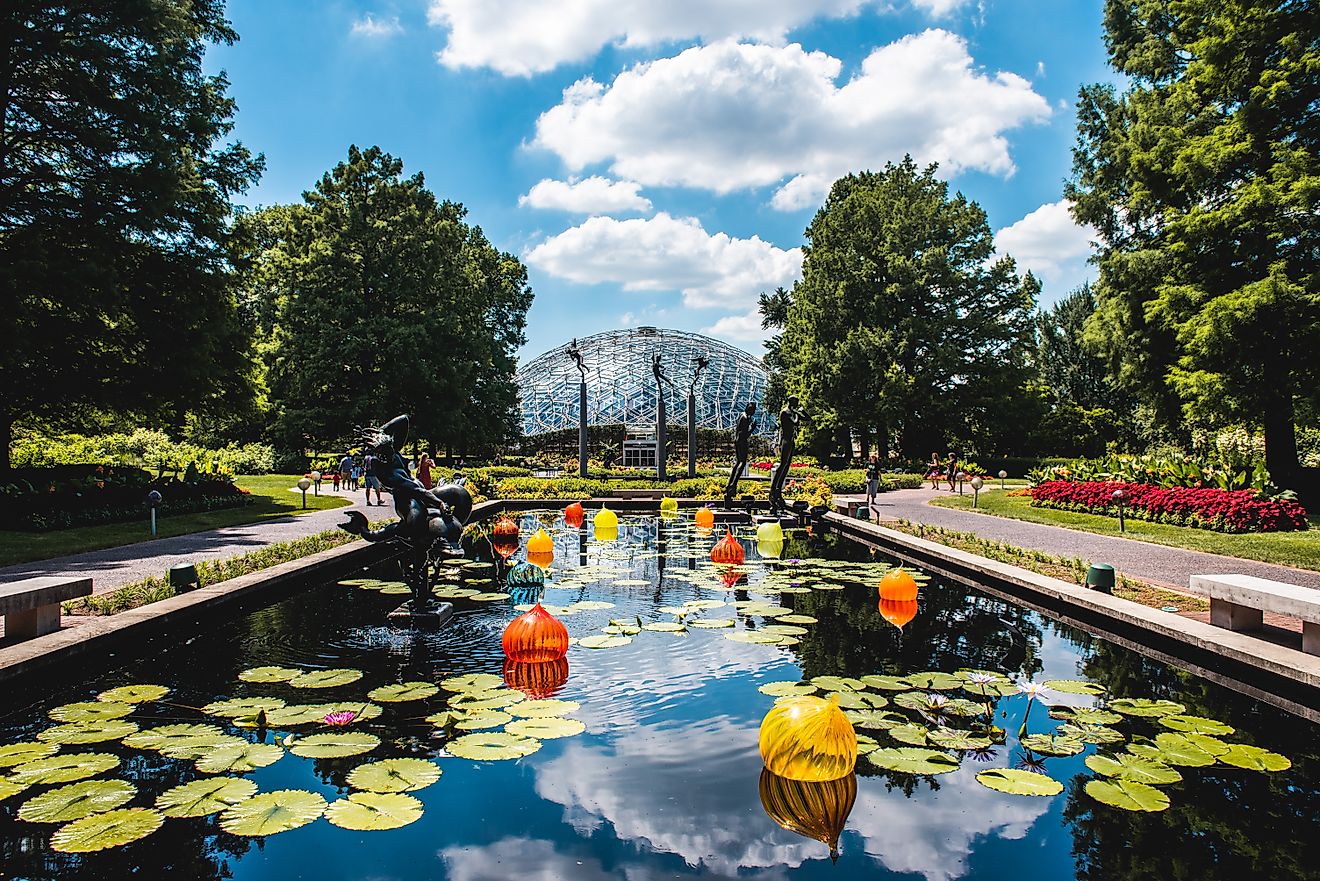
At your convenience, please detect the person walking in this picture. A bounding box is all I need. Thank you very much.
[417,451,434,490]
[925,452,943,490]
[363,453,383,506]
[865,454,881,511]
[338,452,353,492]
[946,453,960,492]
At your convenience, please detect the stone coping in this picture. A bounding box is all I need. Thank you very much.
[824,512,1320,722]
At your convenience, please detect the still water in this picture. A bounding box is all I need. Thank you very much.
[1,512,1316,880]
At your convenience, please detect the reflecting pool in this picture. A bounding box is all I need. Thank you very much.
[1,511,1316,881]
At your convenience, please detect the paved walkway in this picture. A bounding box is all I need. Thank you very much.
[0,486,372,596]
[842,487,1320,590]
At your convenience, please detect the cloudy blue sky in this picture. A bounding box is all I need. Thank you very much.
[206,0,1115,360]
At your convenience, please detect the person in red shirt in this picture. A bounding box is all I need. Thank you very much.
[417,451,435,490]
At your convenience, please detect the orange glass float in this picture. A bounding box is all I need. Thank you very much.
[877,598,918,629]
[492,515,520,538]
[502,603,569,663]
[710,530,745,565]
[718,566,745,589]
[694,507,715,530]
[527,550,554,569]
[759,694,857,782]
[564,502,585,528]
[878,567,918,602]
[503,657,570,699]
[759,768,857,863]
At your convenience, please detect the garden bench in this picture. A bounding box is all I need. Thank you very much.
[1187,574,1320,655]
[0,577,92,641]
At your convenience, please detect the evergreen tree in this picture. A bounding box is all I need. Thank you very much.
[0,1,264,471]
[1069,0,1319,491]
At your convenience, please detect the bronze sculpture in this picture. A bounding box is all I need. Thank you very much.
[340,414,473,612]
[724,401,758,506]
[768,396,803,513]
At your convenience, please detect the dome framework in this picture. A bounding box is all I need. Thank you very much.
[516,327,774,438]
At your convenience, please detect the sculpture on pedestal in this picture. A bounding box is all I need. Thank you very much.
[567,339,589,478]
[769,396,803,513]
[687,355,710,478]
[339,414,473,612]
[652,354,677,480]
[724,401,758,507]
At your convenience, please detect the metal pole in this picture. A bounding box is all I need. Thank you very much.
[657,397,667,481]
[150,509,157,536]
[687,393,696,479]
[579,381,588,478]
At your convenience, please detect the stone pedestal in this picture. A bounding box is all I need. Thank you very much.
[387,600,455,628]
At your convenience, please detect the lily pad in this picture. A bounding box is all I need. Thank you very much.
[289,732,381,759]
[757,682,817,697]
[1085,753,1182,785]
[96,684,170,704]
[1126,733,1215,767]
[449,690,526,711]
[1107,698,1185,718]
[346,758,442,793]
[368,682,440,703]
[1084,779,1170,812]
[861,674,914,691]
[50,807,163,853]
[761,623,809,636]
[975,768,1063,796]
[453,711,513,730]
[160,734,250,761]
[124,724,226,751]
[203,697,287,718]
[19,779,137,823]
[1057,724,1126,745]
[776,614,818,624]
[469,592,511,602]
[0,780,25,801]
[1217,744,1291,772]
[1043,679,1106,696]
[1051,707,1123,727]
[38,721,138,745]
[810,676,866,692]
[287,668,363,689]
[687,618,736,628]
[579,635,632,649]
[571,601,616,610]
[828,691,873,709]
[506,717,587,739]
[1158,715,1234,736]
[928,728,994,750]
[888,724,930,746]
[238,666,302,683]
[508,699,580,718]
[0,742,59,768]
[866,747,960,775]
[219,789,327,836]
[445,731,542,761]
[1018,734,1085,756]
[844,710,908,730]
[9,753,119,785]
[195,742,285,774]
[907,672,963,691]
[156,778,258,817]
[1182,732,1230,756]
[725,631,788,645]
[641,622,686,632]
[49,701,134,723]
[326,792,424,831]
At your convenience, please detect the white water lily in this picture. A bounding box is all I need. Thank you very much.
[1016,681,1049,699]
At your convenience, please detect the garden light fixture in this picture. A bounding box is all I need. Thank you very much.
[970,476,984,508]
[998,469,1008,490]
[1111,487,1127,532]
[297,477,312,509]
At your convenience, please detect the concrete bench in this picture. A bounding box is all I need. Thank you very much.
[1187,574,1320,655]
[1,577,92,641]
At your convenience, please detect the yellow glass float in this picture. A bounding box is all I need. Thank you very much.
[759,694,857,782]
[756,521,784,543]
[759,768,857,863]
[757,539,784,559]
[594,507,618,530]
[659,496,679,517]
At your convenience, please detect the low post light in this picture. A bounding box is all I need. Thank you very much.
[970,476,984,508]
[310,470,322,496]
[297,477,312,510]
[1111,488,1127,533]
[998,469,1008,491]
[957,472,967,495]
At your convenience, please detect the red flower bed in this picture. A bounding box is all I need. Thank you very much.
[1030,480,1308,533]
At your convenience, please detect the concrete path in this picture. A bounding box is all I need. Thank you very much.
[0,486,372,596]
[843,487,1320,591]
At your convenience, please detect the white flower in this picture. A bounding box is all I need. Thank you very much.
[1016,681,1049,699]
[966,672,999,685]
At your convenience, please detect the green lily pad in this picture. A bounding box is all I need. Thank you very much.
[9,753,119,785]
[203,697,287,718]
[96,684,169,704]
[505,717,586,739]
[1057,724,1126,745]
[757,682,816,697]
[844,710,908,730]
[326,792,424,830]
[685,599,726,609]
[906,672,963,691]
[368,682,440,703]
[641,622,686,632]
[347,758,442,793]
[687,618,736,628]
[828,691,872,709]
[579,634,632,649]
[287,668,363,689]
[219,789,327,836]
[860,674,914,691]
[124,724,225,751]
[425,710,464,728]
[1019,734,1085,756]
[1107,698,1185,717]
[942,698,985,717]
[0,779,25,801]
[1158,715,1234,736]
[195,742,285,774]
[1050,707,1123,726]
[776,614,818,624]
[238,666,302,683]
[1085,753,1182,785]
[19,779,137,823]
[288,732,380,759]
[50,807,163,853]
[761,624,809,636]
[928,728,994,750]
[508,699,580,718]
[445,731,542,761]
[975,768,1063,796]
[49,701,134,723]
[469,592,511,602]
[893,692,939,712]
[866,747,960,775]
[1126,733,1216,767]
[38,721,138,745]
[571,601,616,610]
[155,777,258,817]
[1084,779,1171,812]
[811,676,867,692]
[264,703,383,727]
[453,711,513,730]
[1217,744,1291,772]
[449,689,526,711]
[0,742,59,768]
[1043,679,1105,696]
[888,724,930,746]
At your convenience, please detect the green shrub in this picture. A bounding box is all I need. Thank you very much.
[494,477,614,499]
[11,427,275,475]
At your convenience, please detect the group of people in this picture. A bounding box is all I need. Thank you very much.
[332,450,444,507]
[860,451,964,510]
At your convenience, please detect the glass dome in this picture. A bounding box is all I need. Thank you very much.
[517,327,774,437]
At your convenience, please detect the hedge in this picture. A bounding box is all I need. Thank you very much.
[1030,480,1308,533]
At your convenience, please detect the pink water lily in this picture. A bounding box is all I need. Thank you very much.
[322,710,358,726]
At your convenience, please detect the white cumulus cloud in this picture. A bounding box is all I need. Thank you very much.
[705,310,770,345]
[910,0,973,16]
[351,13,403,38]
[533,33,1050,210]
[519,176,653,214]
[524,213,802,311]
[994,200,1097,303]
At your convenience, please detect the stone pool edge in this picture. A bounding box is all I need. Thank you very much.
[825,512,1320,722]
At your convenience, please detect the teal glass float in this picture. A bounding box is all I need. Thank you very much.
[506,562,546,591]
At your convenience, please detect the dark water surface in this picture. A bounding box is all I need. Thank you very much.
[1,512,1316,881]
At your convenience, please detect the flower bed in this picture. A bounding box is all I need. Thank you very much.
[1030,480,1308,533]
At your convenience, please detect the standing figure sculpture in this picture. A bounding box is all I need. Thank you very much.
[652,354,677,479]
[567,339,589,477]
[768,396,803,513]
[340,414,473,613]
[724,402,758,507]
[567,338,587,381]
[687,355,711,478]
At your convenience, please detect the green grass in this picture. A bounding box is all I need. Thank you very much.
[930,490,1320,572]
[0,474,350,567]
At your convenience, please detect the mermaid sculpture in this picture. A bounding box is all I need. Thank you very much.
[340,414,473,612]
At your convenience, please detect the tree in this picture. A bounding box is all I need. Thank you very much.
[0,1,264,471]
[257,146,532,455]
[768,158,1038,460]
[1069,0,1320,492]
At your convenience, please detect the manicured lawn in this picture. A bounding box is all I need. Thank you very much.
[930,490,1320,572]
[0,474,350,567]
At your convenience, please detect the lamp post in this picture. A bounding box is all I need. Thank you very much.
[970,476,984,508]
[998,469,1008,491]
[310,470,321,496]
[1112,487,1127,533]
[297,477,312,510]
[147,490,162,536]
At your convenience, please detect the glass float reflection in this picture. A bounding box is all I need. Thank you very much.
[759,768,857,864]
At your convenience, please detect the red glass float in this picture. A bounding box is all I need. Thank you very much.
[503,657,570,699]
[502,603,569,663]
[877,598,918,629]
[492,516,520,538]
[878,567,918,602]
[719,566,745,589]
[493,536,519,559]
[711,530,746,565]
[564,502,585,529]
